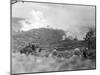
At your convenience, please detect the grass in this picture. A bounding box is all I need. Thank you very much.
[12,50,96,74]
[11,28,96,74]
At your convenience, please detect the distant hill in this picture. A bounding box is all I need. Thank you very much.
[12,17,25,34]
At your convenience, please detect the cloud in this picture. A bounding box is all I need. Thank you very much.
[13,2,95,40]
[20,9,49,31]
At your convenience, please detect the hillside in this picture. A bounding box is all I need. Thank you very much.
[12,28,66,51]
[12,27,88,53]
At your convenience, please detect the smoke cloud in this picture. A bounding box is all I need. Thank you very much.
[12,2,95,40]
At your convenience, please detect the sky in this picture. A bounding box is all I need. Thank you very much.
[12,2,95,40]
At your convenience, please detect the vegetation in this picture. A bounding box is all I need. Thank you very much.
[12,28,66,52]
[12,27,96,74]
[84,28,96,49]
[83,28,96,60]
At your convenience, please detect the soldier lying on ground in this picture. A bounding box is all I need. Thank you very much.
[20,43,40,55]
[74,47,96,60]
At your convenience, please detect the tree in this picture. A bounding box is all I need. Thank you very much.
[84,28,96,49]
[74,37,78,40]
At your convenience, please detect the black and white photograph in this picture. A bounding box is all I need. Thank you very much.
[11,0,96,74]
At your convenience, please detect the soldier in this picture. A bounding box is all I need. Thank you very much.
[38,48,42,53]
[74,48,81,56]
[80,47,88,59]
[31,43,36,52]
